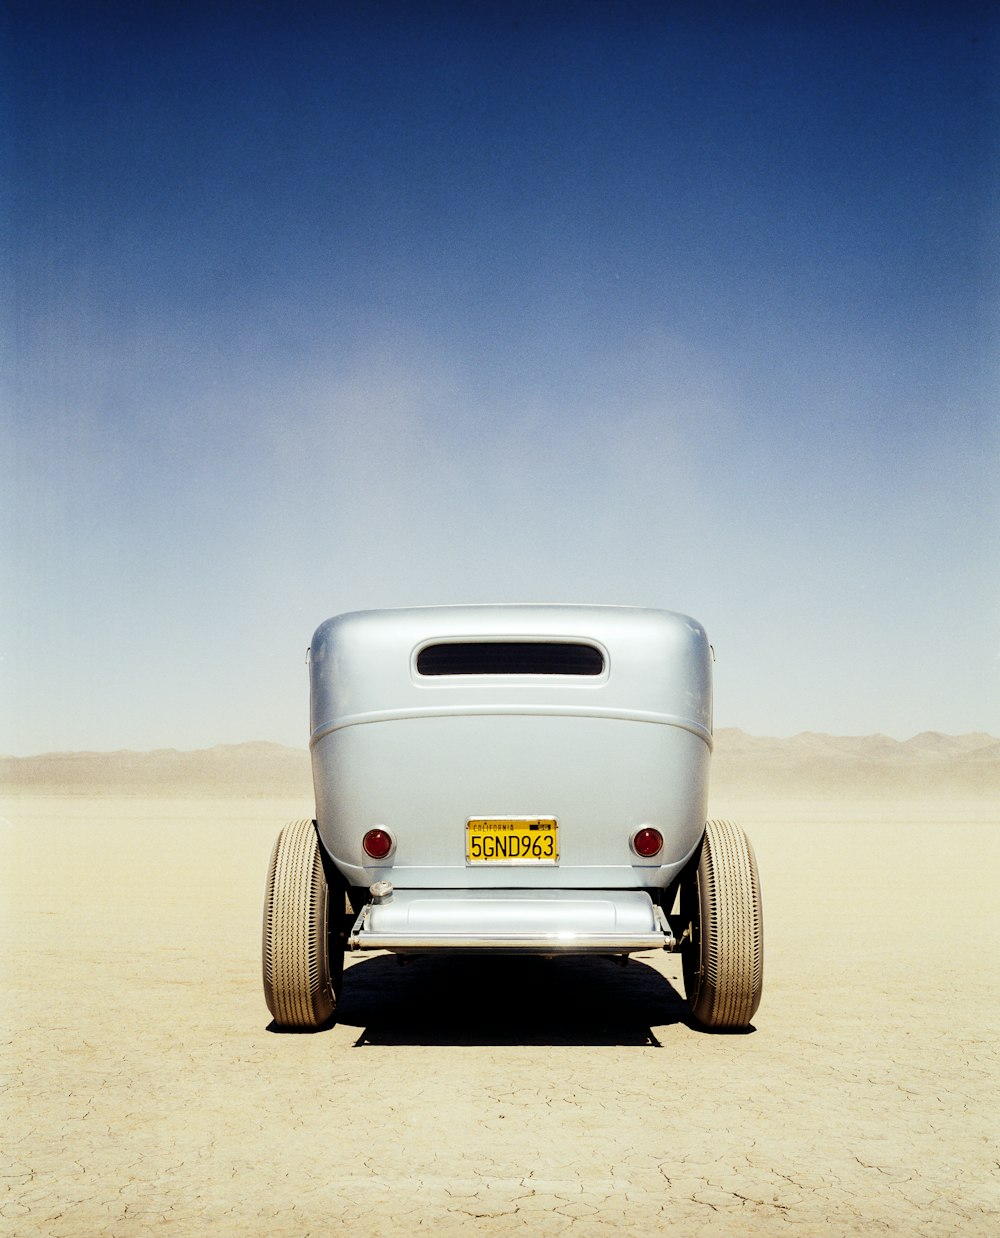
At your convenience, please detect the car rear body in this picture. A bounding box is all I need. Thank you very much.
[308,604,713,954]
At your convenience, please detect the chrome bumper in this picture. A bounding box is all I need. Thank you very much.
[348,887,675,954]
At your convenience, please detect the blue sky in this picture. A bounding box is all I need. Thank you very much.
[4,1,998,754]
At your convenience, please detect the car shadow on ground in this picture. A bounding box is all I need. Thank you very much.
[333,953,695,1047]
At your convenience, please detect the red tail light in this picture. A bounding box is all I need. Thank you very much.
[362,828,394,860]
[631,827,663,858]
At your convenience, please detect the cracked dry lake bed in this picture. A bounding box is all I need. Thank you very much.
[2,794,998,1235]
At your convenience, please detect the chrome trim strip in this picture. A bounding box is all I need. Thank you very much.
[348,929,672,952]
[311,705,712,750]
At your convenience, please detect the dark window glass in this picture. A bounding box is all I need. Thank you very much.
[417,641,604,677]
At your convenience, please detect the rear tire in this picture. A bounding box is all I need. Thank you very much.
[262,818,343,1029]
[680,819,764,1030]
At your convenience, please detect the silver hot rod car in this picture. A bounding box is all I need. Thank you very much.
[262,605,763,1031]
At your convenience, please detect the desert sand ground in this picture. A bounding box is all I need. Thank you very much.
[2,786,998,1236]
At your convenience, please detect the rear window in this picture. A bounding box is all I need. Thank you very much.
[416,641,605,677]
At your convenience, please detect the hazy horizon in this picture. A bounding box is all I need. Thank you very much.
[3,726,999,764]
[5,3,998,755]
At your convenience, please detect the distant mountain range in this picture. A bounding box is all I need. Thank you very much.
[0,741,313,797]
[1,731,997,798]
[708,728,999,797]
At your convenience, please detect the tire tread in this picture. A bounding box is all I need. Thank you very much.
[262,818,336,1029]
[687,818,764,1029]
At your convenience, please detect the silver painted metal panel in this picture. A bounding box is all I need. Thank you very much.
[314,713,708,889]
[309,605,712,741]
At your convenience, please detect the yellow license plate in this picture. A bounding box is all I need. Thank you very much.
[466,817,558,864]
